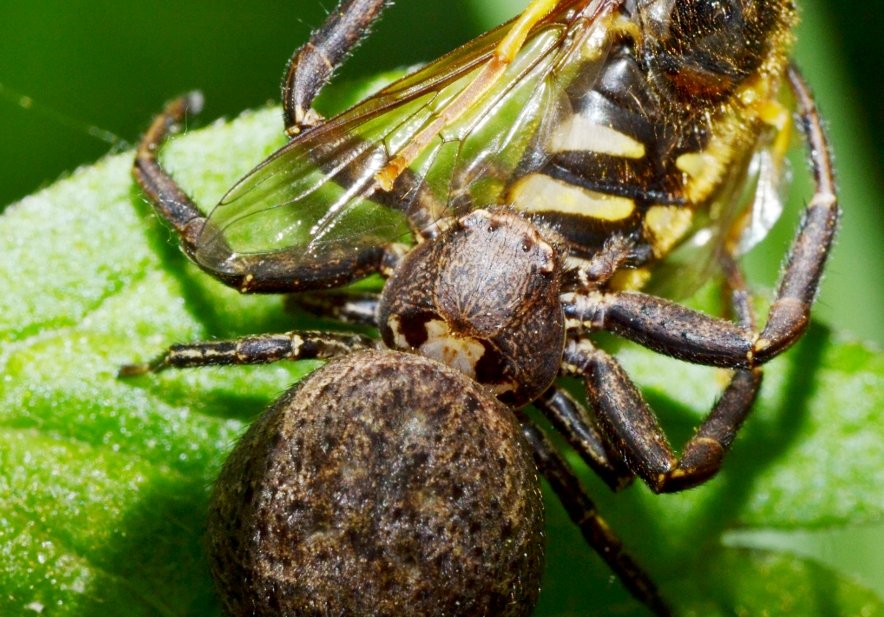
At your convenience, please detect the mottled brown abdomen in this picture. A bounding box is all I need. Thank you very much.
[207,350,544,617]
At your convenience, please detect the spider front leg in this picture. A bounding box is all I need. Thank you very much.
[133,95,406,293]
[562,232,821,493]
[562,336,763,493]
[282,0,390,135]
[560,65,837,492]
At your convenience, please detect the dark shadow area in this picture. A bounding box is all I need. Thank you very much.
[679,322,830,612]
[78,473,221,617]
[825,3,884,180]
[808,557,842,617]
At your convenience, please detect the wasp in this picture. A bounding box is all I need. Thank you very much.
[126,0,839,614]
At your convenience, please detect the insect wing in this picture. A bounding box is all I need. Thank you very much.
[646,127,791,300]
[737,141,789,254]
[193,8,582,272]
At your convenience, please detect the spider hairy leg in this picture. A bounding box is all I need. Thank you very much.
[559,63,837,493]
[518,413,672,617]
[282,0,390,134]
[119,330,374,377]
[134,93,405,293]
[534,386,634,491]
[754,64,839,362]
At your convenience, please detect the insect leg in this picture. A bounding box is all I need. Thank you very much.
[533,386,634,491]
[286,290,381,327]
[517,412,672,617]
[562,234,642,291]
[719,251,757,329]
[119,330,374,376]
[282,0,390,135]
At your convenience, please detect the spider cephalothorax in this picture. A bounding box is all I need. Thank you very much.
[379,208,566,406]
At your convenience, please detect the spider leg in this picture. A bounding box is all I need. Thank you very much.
[282,0,390,135]
[559,65,837,492]
[561,338,761,493]
[562,234,650,292]
[285,0,484,241]
[564,290,757,367]
[133,95,406,293]
[563,64,837,368]
[517,412,671,617]
[657,253,765,492]
[534,386,634,491]
[133,93,207,252]
[559,235,772,494]
[756,64,839,362]
[119,330,374,376]
[286,290,381,327]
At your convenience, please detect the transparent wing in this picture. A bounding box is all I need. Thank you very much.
[194,9,586,272]
[646,123,791,300]
[737,142,790,254]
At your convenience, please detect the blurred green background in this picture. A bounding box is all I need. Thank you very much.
[1,1,880,346]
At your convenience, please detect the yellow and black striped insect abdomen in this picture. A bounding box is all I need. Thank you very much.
[507,0,797,270]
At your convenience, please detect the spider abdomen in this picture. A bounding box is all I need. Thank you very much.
[207,350,544,617]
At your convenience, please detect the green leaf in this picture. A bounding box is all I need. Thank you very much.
[1,106,881,617]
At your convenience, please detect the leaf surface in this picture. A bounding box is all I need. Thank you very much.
[1,106,881,617]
